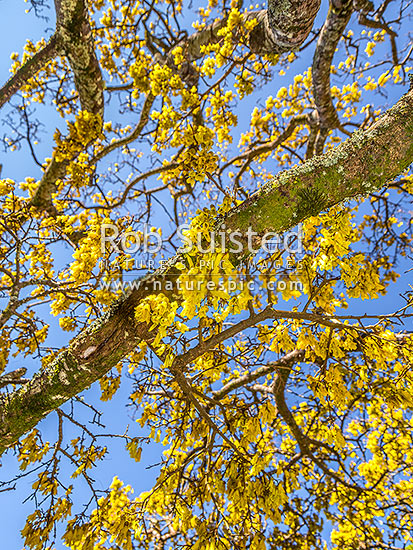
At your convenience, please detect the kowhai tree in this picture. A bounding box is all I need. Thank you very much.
[0,0,413,547]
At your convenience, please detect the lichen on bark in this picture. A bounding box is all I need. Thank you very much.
[1,87,413,455]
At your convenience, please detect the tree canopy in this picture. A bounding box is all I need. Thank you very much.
[0,0,413,548]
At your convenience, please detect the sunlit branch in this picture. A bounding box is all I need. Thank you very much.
[1,86,413,455]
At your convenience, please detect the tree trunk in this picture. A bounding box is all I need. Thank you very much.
[1,86,412,455]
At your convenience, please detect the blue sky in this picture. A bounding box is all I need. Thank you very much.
[0,3,161,546]
[0,0,412,548]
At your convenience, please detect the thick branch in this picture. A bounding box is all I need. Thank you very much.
[54,0,104,117]
[0,34,60,110]
[26,0,318,216]
[0,0,103,118]
[1,86,413,455]
[29,156,69,213]
[28,0,104,214]
[312,0,354,132]
[224,87,413,238]
[176,0,321,61]
[248,0,321,54]
[311,0,373,151]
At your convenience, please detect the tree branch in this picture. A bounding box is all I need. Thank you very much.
[28,0,319,216]
[1,86,413,455]
[0,0,104,117]
[90,93,155,165]
[213,349,305,399]
[28,0,104,214]
[271,354,363,491]
[224,87,413,238]
[54,0,104,117]
[173,0,321,62]
[312,0,354,137]
[0,34,60,110]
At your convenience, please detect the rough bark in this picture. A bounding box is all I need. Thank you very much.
[1,86,413,455]
[248,0,321,54]
[105,0,322,163]
[310,0,373,144]
[0,1,104,214]
[54,0,104,118]
[312,0,354,131]
[0,0,318,116]
[0,1,103,116]
[29,0,104,212]
[224,87,413,237]
[29,156,70,214]
[175,0,321,62]
[3,0,319,214]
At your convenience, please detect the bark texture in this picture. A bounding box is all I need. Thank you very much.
[177,0,321,61]
[165,0,321,87]
[0,0,103,116]
[29,0,104,212]
[1,87,413,455]
[225,92,413,235]
[312,0,354,130]
[54,0,104,118]
[249,0,321,54]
